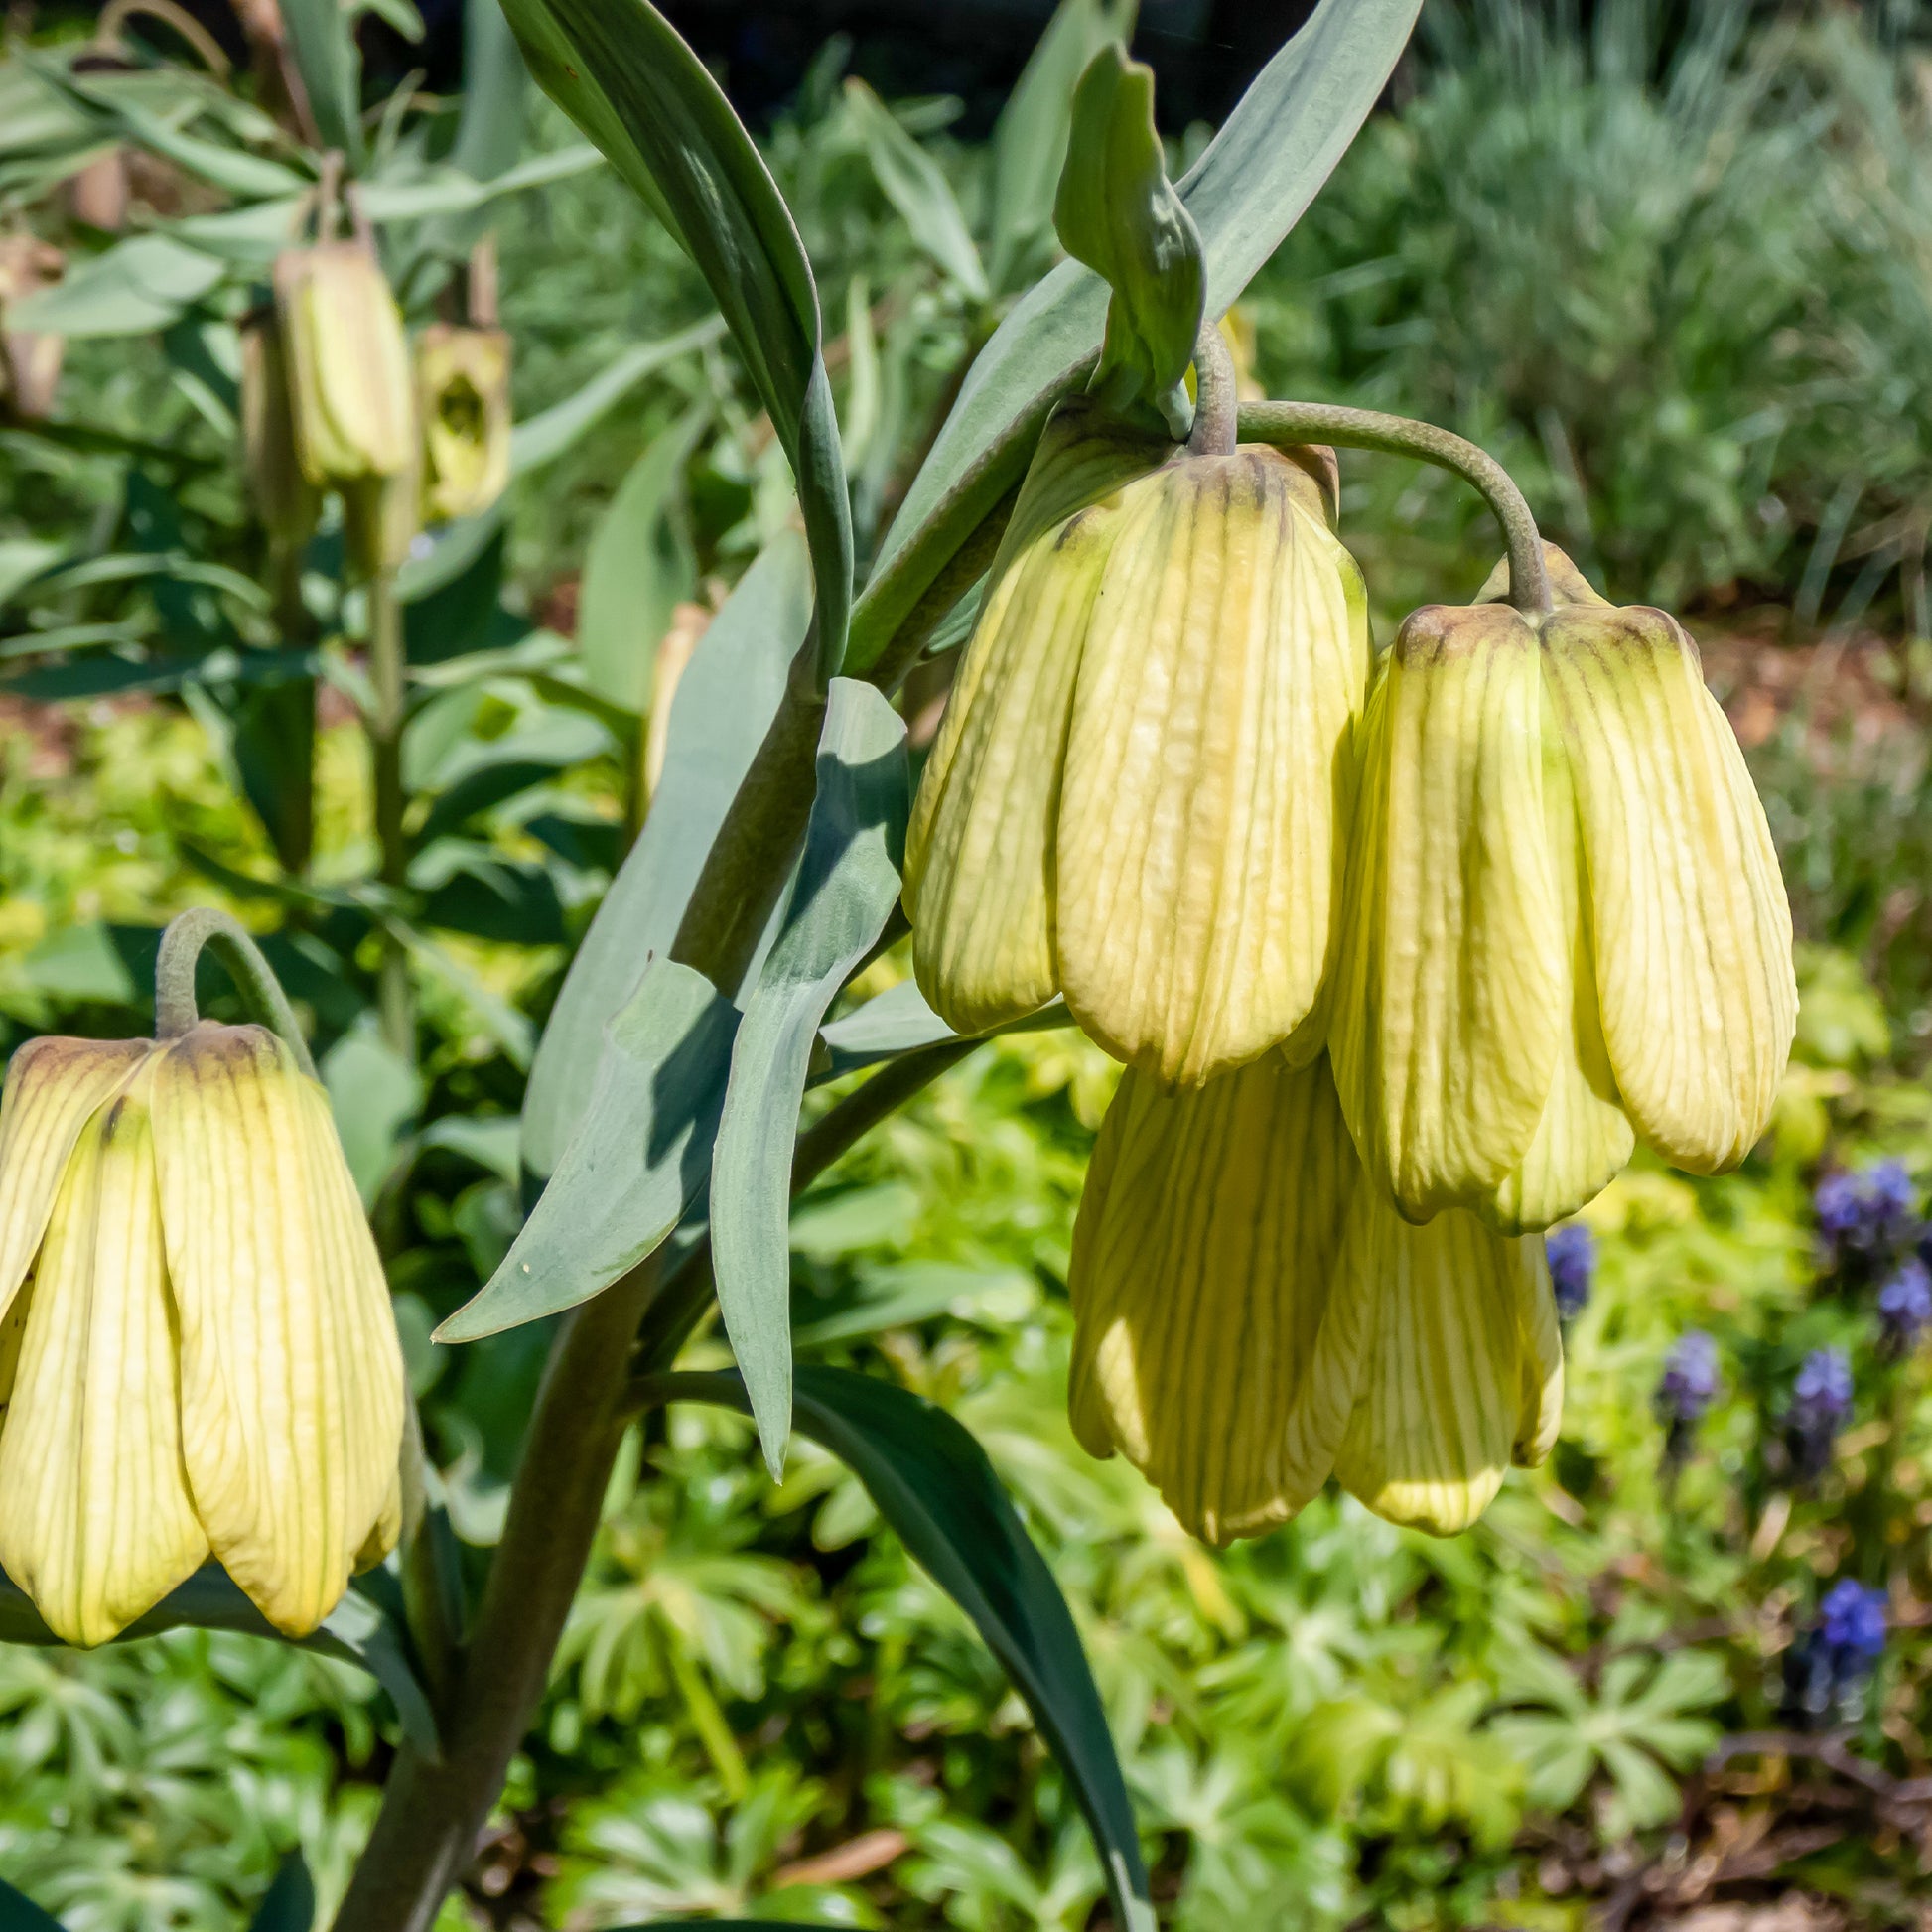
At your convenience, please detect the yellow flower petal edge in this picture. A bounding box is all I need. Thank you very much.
[1068,1052,1366,1543]
[1332,1193,1558,1536]
[1541,605,1796,1173]
[0,1059,207,1646]
[1476,539,1612,610]
[1482,681,1635,1233]
[0,1036,153,1317]
[1330,602,1564,1219]
[152,1024,404,1637]
[1055,449,1369,1089]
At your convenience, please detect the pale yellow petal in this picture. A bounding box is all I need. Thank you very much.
[0,1036,154,1318]
[1482,684,1635,1233]
[1333,1194,1552,1535]
[0,1062,207,1646]
[1514,1238,1565,1470]
[1475,541,1612,609]
[1329,604,1564,1218]
[1068,1052,1366,1542]
[903,491,1125,1035]
[1056,449,1370,1088]
[1542,608,1796,1173]
[153,1024,405,1637]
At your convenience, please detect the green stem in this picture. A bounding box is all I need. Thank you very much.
[1186,321,1237,459]
[366,569,414,1058]
[1237,401,1553,617]
[152,907,318,1079]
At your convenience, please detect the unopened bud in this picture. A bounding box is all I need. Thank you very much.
[274,242,415,485]
[417,324,512,523]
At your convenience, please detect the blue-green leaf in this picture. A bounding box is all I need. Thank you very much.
[0,1565,440,1758]
[845,78,987,300]
[9,234,224,337]
[0,1877,62,1930]
[711,682,908,1475]
[646,1366,1156,1932]
[1053,44,1203,434]
[522,532,810,1178]
[855,0,1420,672]
[814,980,1070,1083]
[247,1855,315,1932]
[498,0,852,682]
[441,957,737,1340]
[281,0,365,165]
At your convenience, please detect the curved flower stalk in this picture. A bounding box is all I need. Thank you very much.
[1331,543,1795,1230]
[0,918,404,1646]
[904,384,1370,1089]
[1069,1052,1560,1540]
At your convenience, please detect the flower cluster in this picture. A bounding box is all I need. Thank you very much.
[904,398,1796,1543]
[1784,1580,1888,1726]
[1815,1159,1919,1277]
[1786,1344,1854,1484]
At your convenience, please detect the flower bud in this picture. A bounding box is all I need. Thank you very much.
[0,234,66,421]
[273,242,416,486]
[906,399,1370,1088]
[1069,1050,1560,1542]
[0,1024,404,1645]
[239,311,321,552]
[1332,547,1793,1229]
[416,323,512,524]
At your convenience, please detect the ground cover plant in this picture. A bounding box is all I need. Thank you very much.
[0,1,1929,1928]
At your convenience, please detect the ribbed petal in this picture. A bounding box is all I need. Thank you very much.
[1541,607,1796,1173]
[1068,1052,1366,1542]
[0,1061,207,1646]
[1475,541,1612,610]
[1515,1239,1565,1470]
[1333,1194,1555,1535]
[903,469,1135,1035]
[1329,603,1564,1219]
[0,1036,153,1319]
[152,1024,405,1637]
[1483,683,1635,1233]
[1055,449,1369,1089]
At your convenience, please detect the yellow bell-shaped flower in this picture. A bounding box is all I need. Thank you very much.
[1069,1051,1560,1541]
[274,242,416,487]
[417,323,513,524]
[1330,548,1794,1230]
[905,399,1370,1089]
[0,1024,404,1646]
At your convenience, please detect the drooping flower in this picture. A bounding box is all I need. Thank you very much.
[904,398,1370,1089]
[1331,546,1794,1231]
[1067,1051,1560,1541]
[0,1025,404,1646]
[417,324,512,524]
[1545,1222,1595,1321]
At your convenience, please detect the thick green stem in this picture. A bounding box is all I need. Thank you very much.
[1237,401,1553,617]
[153,907,317,1078]
[1186,321,1237,459]
[366,570,414,1058]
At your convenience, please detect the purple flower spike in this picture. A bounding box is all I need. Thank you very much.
[1819,1580,1888,1664]
[1659,1330,1721,1425]
[1815,1160,1922,1269]
[1792,1346,1854,1428]
[1879,1258,1932,1346]
[1546,1223,1595,1321]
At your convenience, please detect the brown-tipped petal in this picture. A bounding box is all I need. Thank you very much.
[1329,604,1565,1219]
[1055,449,1370,1088]
[1482,685,1635,1233]
[1541,608,1796,1173]
[904,495,1122,1035]
[1068,1052,1367,1543]
[1333,1193,1553,1535]
[1476,541,1612,610]
[0,1062,207,1646]
[0,1036,154,1319]
[153,1024,405,1638]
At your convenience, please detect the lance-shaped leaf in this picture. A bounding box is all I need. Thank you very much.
[845,78,987,300]
[280,0,364,165]
[0,1563,440,1759]
[441,956,738,1341]
[9,234,224,338]
[850,0,1421,677]
[248,1857,316,1932]
[522,532,811,1178]
[647,1366,1157,1932]
[711,682,908,1475]
[577,405,708,713]
[1053,44,1203,434]
[498,0,852,680]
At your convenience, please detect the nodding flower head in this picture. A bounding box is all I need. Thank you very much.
[1545,1222,1595,1321]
